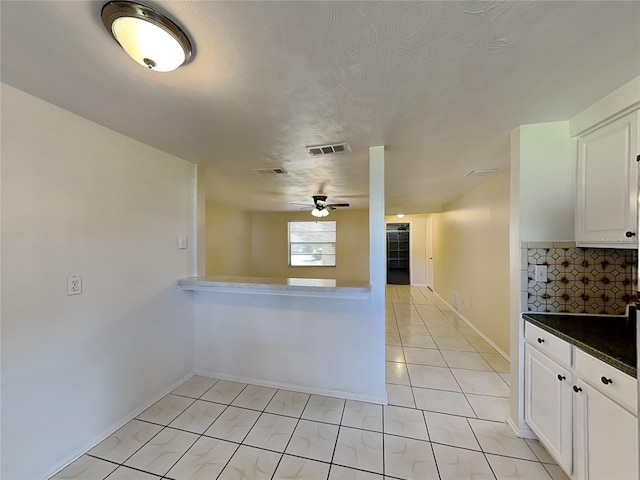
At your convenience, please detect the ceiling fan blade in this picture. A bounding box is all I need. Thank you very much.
[328,203,350,208]
[290,202,315,207]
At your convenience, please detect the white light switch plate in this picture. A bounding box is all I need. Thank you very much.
[177,236,188,249]
[534,265,547,282]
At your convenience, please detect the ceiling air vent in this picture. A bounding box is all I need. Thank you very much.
[253,167,288,175]
[306,142,350,156]
[465,168,497,177]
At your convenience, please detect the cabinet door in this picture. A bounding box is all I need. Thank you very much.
[576,111,639,247]
[524,344,573,474]
[573,380,638,480]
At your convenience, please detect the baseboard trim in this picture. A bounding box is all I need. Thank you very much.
[194,369,388,405]
[432,291,509,361]
[42,372,193,480]
[506,416,537,439]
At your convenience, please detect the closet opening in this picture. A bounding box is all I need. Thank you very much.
[386,223,410,285]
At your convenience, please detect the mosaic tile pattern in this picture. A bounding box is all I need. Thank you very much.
[526,246,637,314]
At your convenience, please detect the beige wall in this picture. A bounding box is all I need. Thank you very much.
[205,201,253,276]
[432,170,511,355]
[251,210,370,282]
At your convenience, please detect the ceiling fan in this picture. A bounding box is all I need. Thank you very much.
[293,195,350,217]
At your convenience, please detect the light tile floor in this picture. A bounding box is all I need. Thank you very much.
[52,286,568,480]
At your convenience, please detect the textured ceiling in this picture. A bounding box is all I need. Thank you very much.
[2,1,639,213]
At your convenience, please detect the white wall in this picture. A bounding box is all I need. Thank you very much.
[517,122,576,242]
[193,146,387,404]
[1,84,195,480]
[508,121,575,437]
[194,291,385,402]
[570,75,640,136]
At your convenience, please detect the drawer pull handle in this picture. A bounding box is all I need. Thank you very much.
[557,374,566,381]
[537,338,545,344]
[625,231,636,238]
[573,385,582,393]
[601,376,613,385]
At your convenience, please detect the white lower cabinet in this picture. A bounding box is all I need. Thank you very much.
[524,322,638,479]
[524,344,573,473]
[573,380,638,480]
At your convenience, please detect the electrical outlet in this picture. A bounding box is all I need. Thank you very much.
[534,265,548,282]
[67,276,82,295]
[452,292,461,312]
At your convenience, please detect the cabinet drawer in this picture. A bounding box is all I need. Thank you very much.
[575,348,637,414]
[525,322,572,367]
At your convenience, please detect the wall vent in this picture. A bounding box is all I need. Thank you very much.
[306,142,350,156]
[452,292,461,312]
[253,167,288,175]
[466,168,497,177]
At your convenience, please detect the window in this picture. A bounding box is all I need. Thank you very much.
[288,221,336,266]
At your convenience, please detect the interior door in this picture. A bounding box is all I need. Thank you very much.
[425,216,434,290]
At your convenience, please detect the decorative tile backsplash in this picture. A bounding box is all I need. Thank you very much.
[523,243,637,315]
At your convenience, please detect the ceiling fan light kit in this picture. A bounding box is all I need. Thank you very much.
[311,207,330,218]
[307,194,349,217]
[101,1,192,72]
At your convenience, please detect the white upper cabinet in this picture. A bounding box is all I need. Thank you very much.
[576,110,639,248]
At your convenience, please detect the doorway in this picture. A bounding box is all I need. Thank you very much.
[425,216,434,290]
[386,223,410,285]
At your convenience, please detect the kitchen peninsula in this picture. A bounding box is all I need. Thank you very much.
[179,275,386,404]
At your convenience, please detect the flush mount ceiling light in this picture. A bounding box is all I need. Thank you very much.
[101,1,192,72]
[396,214,405,218]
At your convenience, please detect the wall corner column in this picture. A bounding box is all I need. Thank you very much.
[192,165,206,276]
[369,146,385,310]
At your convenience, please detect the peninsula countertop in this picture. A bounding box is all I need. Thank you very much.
[523,312,636,378]
[178,275,371,299]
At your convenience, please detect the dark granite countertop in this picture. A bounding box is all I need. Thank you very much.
[523,313,637,378]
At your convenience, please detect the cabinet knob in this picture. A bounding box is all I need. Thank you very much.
[625,231,636,238]
[601,376,613,385]
[557,374,566,382]
[537,338,545,344]
[573,385,582,393]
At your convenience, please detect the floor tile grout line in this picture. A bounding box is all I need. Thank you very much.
[237,387,279,443]
[156,431,201,479]
[81,455,120,480]
[84,392,201,477]
[119,381,232,478]
[467,419,535,478]
[269,393,313,479]
[121,380,251,479]
[163,383,248,479]
[213,386,282,480]
[381,406,386,477]
[212,441,242,480]
[327,395,348,471]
